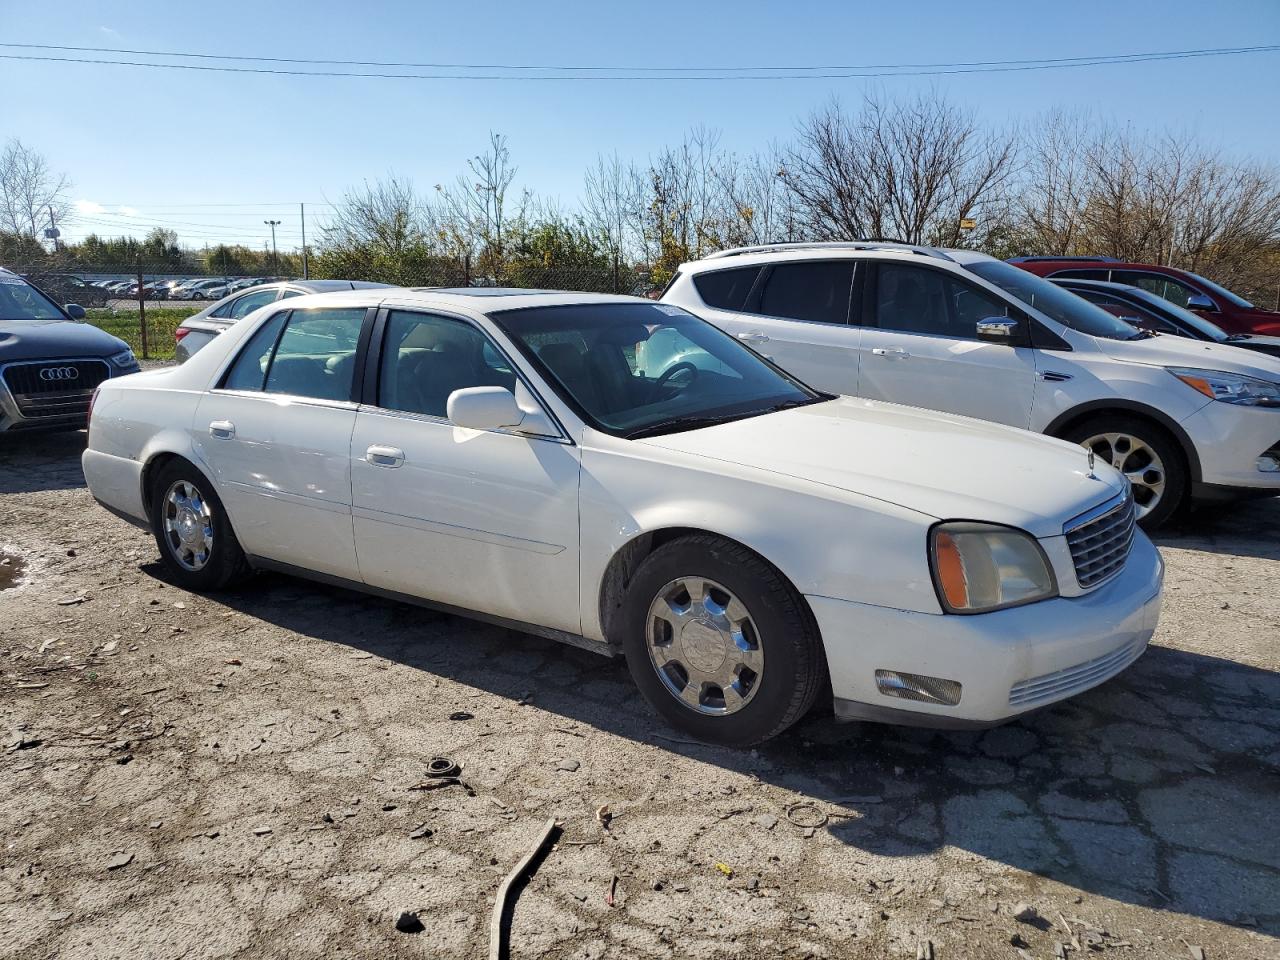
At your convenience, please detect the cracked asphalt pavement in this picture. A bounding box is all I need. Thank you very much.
[2,430,1278,959]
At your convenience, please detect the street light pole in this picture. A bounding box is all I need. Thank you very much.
[264,219,281,276]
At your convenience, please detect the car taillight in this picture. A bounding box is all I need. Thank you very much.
[174,327,191,342]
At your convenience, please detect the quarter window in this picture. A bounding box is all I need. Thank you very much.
[222,311,287,391]
[693,266,761,311]
[377,311,516,418]
[758,261,855,325]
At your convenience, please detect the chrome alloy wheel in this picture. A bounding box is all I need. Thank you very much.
[645,577,764,716]
[161,479,214,571]
[1081,432,1166,519]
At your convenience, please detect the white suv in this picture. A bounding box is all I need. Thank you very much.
[663,243,1280,527]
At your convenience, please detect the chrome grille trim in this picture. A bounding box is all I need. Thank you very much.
[1008,639,1146,707]
[1065,489,1136,589]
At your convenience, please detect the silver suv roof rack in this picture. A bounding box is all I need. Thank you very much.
[702,241,955,263]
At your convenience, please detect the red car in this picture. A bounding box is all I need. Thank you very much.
[1008,256,1280,337]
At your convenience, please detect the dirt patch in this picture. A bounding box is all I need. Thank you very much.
[0,551,25,590]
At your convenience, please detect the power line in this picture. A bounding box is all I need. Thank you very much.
[3,40,1277,73]
[0,44,1275,81]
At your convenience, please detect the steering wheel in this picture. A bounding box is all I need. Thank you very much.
[652,361,699,397]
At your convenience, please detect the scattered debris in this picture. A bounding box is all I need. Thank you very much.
[57,596,88,606]
[488,818,558,960]
[449,711,474,721]
[224,658,241,666]
[556,759,580,772]
[785,802,828,829]
[426,756,461,778]
[595,804,612,829]
[409,824,433,840]
[756,812,779,830]
[1181,941,1206,960]
[252,827,272,836]
[605,874,619,907]
[106,852,134,871]
[1012,902,1041,924]
[715,862,734,878]
[394,911,424,934]
[916,939,934,960]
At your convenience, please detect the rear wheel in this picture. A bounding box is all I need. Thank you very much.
[149,460,250,590]
[1061,415,1187,529]
[619,534,826,746]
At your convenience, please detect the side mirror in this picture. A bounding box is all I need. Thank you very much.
[975,317,1020,344]
[1186,293,1217,312]
[65,303,86,320]
[447,386,525,431]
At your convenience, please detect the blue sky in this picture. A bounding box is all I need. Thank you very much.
[2,0,1278,250]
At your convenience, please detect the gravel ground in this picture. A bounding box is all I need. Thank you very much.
[1,430,1277,960]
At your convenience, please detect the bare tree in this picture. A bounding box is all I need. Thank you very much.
[434,133,526,279]
[0,139,72,240]
[583,151,637,283]
[316,175,435,283]
[783,93,1017,246]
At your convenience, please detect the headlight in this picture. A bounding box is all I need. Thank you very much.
[930,522,1057,614]
[1169,367,1280,407]
[108,349,137,369]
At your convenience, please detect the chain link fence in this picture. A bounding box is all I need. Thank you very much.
[9,254,659,360]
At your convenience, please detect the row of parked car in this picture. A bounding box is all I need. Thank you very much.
[86,275,279,301]
[5,245,1279,743]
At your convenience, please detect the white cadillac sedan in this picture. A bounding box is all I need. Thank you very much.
[83,289,1163,744]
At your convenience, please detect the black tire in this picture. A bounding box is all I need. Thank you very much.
[149,459,250,590]
[1060,414,1188,530]
[619,534,827,746]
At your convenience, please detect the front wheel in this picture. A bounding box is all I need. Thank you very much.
[150,460,250,590]
[619,534,827,746]
[1061,415,1188,529]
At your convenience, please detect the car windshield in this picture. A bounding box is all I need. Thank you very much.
[490,301,825,438]
[1184,271,1254,309]
[965,261,1145,340]
[0,276,65,321]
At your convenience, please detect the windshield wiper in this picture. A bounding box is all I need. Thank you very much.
[1225,333,1253,342]
[625,412,755,440]
[1125,330,1155,340]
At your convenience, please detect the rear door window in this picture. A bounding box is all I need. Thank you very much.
[1112,271,1202,309]
[757,261,855,325]
[222,308,365,401]
[1049,268,1110,280]
[692,266,761,311]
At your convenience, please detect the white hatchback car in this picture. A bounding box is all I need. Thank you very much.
[83,289,1162,743]
[663,243,1280,528]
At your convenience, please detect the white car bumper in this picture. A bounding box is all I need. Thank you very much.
[1182,400,1280,493]
[82,448,148,529]
[808,533,1164,727]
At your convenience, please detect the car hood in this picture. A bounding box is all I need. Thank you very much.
[0,319,128,361]
[638,397,1125,538]
[1096,332,1280,380]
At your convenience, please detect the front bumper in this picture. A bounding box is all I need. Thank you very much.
[1181,400,1280,493]
[808,533,1164,727]
[0,359,138,433]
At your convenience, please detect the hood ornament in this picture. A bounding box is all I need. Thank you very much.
[1087,449,1098,480]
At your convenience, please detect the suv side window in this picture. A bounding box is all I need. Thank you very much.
[378,311,516,418]
[1075,291,1179,334]
[1112,271,1201,309]
[757,261,855,325]
[692,266,760,311]
[874,264,1010,339]
[211,287,279,320]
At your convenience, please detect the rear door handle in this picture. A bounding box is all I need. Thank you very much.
[209,420,235,439]
[736,331,770,344]
[871,347,910,360]
[366,444,405,468]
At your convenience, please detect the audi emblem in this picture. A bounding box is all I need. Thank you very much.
[38,366,80,382]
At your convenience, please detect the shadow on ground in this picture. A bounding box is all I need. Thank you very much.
[170,562,1280,939]
[0,429,87,493]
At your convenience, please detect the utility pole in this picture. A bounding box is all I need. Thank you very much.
[264,220,281,277]
[300,203,308,279]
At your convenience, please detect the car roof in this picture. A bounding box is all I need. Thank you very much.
[288,279,397,292]
[1009,257,1182,272]
[272,287,649,314]
[677,242,997,272]
[1050,278,1152,295]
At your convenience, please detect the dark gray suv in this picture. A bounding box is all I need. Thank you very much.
[0,268,140,433]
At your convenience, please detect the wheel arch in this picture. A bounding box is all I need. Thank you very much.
[1043,400,1201,484]
[596,526,821,653]
[139,449,217,519]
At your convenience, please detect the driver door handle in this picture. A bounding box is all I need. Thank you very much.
[209,420,235,439]
[366,444,405,468]
[737,331,770,344]
[871,347,910,360]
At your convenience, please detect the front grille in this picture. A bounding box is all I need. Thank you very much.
[1065,490,1136,588]
[1009,639,1146,707]
[1,360,110,419]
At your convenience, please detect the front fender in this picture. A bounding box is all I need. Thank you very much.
[577,443,942,642]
